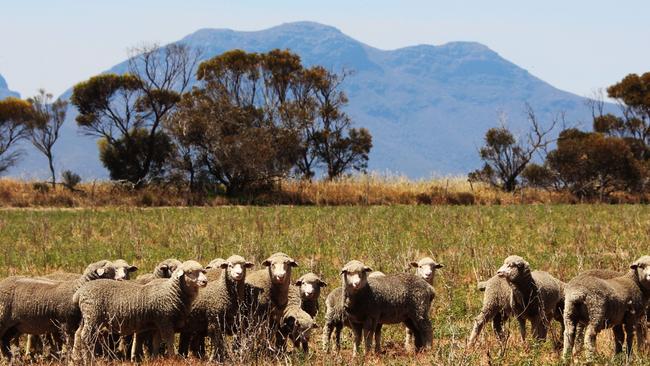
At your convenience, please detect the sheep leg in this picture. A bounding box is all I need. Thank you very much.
[624,322,634,358]
[636,322,647,354]
[177,332,190,357]
[613,325,624,354]
[334,324,343,352]
[374,323,382,354]
[562,318,577,360]
[583,324,598,360]
[322,322,333,352]
[0,329,15,360]
[404,328,413,351]
[573,322,584,356]
[150,331,161,358]
[208,325,225,362]
[493,313,507,343]
[351,323,362,357]
[517,318,527,342]
[130,332,143,362]
[468,311,488,347]
[362,319,376,355]
[161,328,175,358]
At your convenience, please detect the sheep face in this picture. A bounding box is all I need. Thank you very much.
[631,255,650,289]
[341,260,372,293]
[295,273,327,300]
[84,260,118,280]
[263,252,298,284]
[410,257,443,283]
[112,259,138,281]
[175,260,208,288]
[285,311,318,344]
[496,255,530,282]
[221,255,254,282]
[155,258,182,278]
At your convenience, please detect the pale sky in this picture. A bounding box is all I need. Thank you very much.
[0,0,648,99]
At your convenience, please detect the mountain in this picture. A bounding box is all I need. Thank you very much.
[0,74,20,100]
[8,22,605,179]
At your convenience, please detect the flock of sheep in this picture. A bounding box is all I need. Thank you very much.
[0,251,649,363]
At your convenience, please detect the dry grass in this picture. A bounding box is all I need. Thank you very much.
[1,174,635,208]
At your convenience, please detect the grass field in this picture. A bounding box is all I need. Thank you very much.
[1,205,650,365]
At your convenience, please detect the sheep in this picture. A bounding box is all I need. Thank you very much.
[205,257,226,282]
[281,305,318,354]
[294,273,327,318]
[404,257,443,348]
[562,256,650,360]
[0,260,122,360]
[244,252,299,351]
[495,255,565,344]
[340,260,434,356]
[177,255,253,361]
[134,258,182,284]
[72,260,208,362]
[467,275,513,347]
[129,258,183,359]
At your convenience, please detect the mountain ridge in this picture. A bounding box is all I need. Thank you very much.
[8,21,604,179]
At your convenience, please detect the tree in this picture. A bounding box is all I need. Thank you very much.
[309,68,372,180]
[469,106,556,192]
[71,43,199,185]
[545,129,642,198]
[0,97,33,174]
[27,90,67,187]
[167,50,303,195]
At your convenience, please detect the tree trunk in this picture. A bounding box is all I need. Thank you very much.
[47,153,56,188]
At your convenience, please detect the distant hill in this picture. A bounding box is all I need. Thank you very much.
[8,21,606,179]
[0,74,19,100]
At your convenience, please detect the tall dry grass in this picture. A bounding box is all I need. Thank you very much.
[1,174,636,208]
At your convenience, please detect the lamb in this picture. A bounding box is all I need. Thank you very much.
[322,286,348,353]
[294,273,327,318]
[404,257,443,348]
[281,305,318,354]
[0,260,122,360]
[467,275,513,347]
[177,255,253,361]
[244,252,299,350]
[495,255,565,343]
[134,258,182,284]
[72,260,208,362]
[562,256,650,360]
[340,260,434,356]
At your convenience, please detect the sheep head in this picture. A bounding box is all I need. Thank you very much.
[263,252,298,284]
[283,309,318,344]
[112,259,138,281]
[631,255,650,289]
[341,260,372,293]
[295,272,327,300]
[154,258,182,278]
[205,258,226,270]
[84,260,118,280]
[410,257,444,283]
[221,255,254,282]
[496,255,530,282]
[174,260,208,288]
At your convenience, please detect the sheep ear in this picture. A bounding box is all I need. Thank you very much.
[631,263,639,270]
[175,269,185,278]
[219,262,229,269]
[262,260,271,267]
[339,269,347,276]
[409,261,419,268]
[95,268,105,276]
[435,263,444,269]
[244,262,254,268]
[319,280,328,287]
[294,280,303,286]
[289,260,299,268]
[160,264,169,271]
[128,266,138,273]
[363,266,373,272]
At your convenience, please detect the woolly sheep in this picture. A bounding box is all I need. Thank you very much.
[294,273,327,318]
[72,260,208,361]
[244,252,299,351]
[562,256,650,360]
[205,258,226,282]
[322,286,348,353]
[496,255,565,343]
[404,257,442,348]
[340,260,434,356]
[0,260,121,360]
[178,255,253,361]
[467,275,512,347]
[282,305,318,354]
[134,258,182,284]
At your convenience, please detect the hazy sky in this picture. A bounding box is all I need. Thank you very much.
[1,0,648,98]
